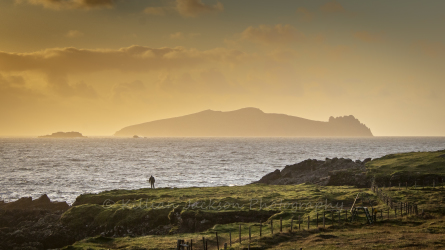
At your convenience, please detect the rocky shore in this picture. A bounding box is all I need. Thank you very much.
[0,195,73,250]
[254,157,372,187]
[2,149,443,249]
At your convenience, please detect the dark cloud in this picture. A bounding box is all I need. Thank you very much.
[16,0,113,10]
[0,46,246,74]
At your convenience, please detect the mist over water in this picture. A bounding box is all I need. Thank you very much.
[1,137,444,204]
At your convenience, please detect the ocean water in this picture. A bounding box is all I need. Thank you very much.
[0,137,444,204]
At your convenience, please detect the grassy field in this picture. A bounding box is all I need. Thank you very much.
[366,149,445,180]
[62,184,445,249]
[61,150,445,249]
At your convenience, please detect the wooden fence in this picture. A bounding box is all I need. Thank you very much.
[175,181,445,250]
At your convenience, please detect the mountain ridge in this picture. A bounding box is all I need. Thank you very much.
[114,108,373,137]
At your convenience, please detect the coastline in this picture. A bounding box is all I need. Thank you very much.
[1,149,445,249]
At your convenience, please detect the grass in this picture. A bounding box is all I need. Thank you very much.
[61,150,445,249]
[366,149,445,181]
[61,185,445,250]
[62,184,372,232]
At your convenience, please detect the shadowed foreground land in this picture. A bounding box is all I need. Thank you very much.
[2,150,445,249]
[63,185,445,250]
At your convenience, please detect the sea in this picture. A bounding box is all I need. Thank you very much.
[1,137,444,204]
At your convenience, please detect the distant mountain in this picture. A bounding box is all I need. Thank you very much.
[114,108,373,137]
[39,132,86,138]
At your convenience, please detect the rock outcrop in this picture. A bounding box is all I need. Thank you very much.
[1,194,70,211]
[0,195,73,250]
[39,132,86,138]
[255,157,372,187]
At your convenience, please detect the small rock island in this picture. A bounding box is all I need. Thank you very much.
[39,131,86,138]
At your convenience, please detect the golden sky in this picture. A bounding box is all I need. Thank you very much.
[1,0,444,136]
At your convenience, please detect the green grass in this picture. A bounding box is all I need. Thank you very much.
[366,149,445,180]
[62,183,445,249]
[63,184,371,230]
[61,150,445,249]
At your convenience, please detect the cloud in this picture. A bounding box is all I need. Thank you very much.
[170,32,201,39]
[353,31,383,43]
[414,41,445,57]
[0,46,247,74]
[170,32,185,39]
[176,0,223,17]
[159,72,198,94]
[112,80,146,100]
[0,46,248,97]
[0,73,44,105]
[66,30,84,38]
[143,7,166,16]
[16,0,113,10]
[241,24,305,45]
[159,69,243,95]
[46,73,97,98]
[296,7,314,22]
[320,0,345,13]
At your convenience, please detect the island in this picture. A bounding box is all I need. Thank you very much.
[114,107,373,137]
[38,131,86,138]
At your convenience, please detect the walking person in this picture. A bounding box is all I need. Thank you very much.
[149,175,155,189]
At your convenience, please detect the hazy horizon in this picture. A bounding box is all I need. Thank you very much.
[1,1,444,136]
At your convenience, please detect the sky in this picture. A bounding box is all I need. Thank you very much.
[0,0,444,136]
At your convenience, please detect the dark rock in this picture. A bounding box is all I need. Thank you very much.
[363,158,372,164]
[256,169,281,184]
[254,156,369,187]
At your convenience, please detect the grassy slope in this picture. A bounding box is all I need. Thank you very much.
[62,184,369,231]
[63,150,445,249]
[64,186,445,249]
[366,149,445,179]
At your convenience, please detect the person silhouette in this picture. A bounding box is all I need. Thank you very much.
[148,175,155,189]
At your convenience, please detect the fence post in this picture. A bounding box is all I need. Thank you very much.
[202,237,205,250]
[400,203,403,217]
[224,243,227,250]
[205,239,208,250]
[299,215,301,230]
[271,220,273,234]
[191,239,193,250]
[290,218,293,232]
[259,221,262,237]
[177,239,181,250]
[316,213,318,227]
[216,232,219,250]
[307,216,310,230]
